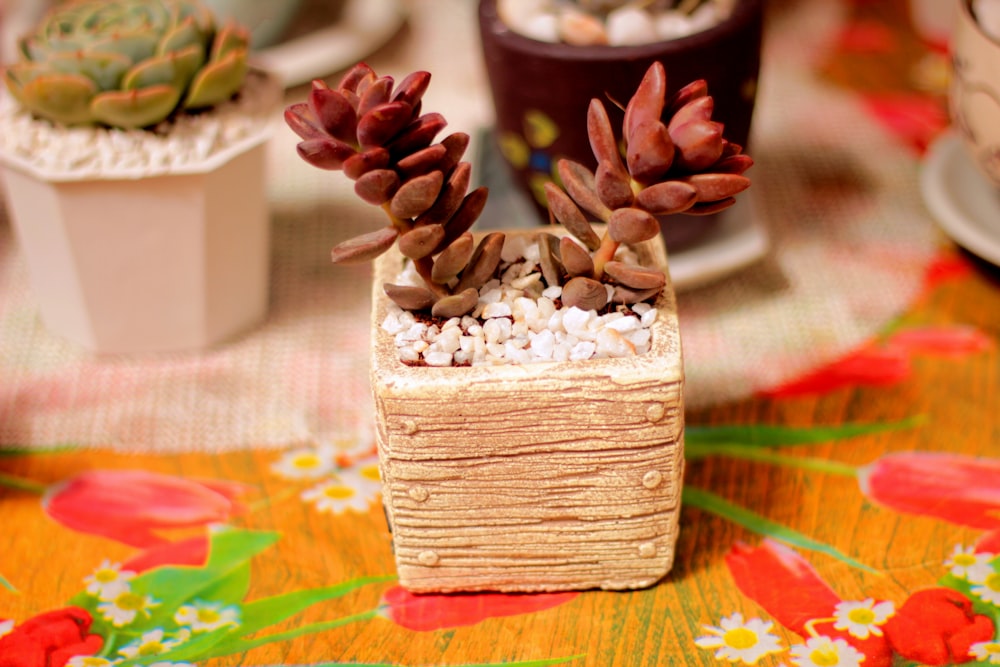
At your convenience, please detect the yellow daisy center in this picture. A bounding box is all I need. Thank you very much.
[292,453,322,470]
[139,642,165,656]
[809,645,841,667]
[79,659,108,667]
[847,607,876,625]
[197,608,222,624]
[360,464,381,482]
[985,573,1000,592]
[723,627,759,650]
[953,553,977,567]
[115,592,145,611]
[324,485,355,500]
[95,568,118,583]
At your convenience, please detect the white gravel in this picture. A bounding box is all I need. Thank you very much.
[497,0,736,46]
[381,234,660,367]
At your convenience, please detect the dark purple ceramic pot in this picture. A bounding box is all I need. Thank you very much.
[478,0,764,244]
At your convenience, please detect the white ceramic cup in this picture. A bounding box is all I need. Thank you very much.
[951,0,1000,187]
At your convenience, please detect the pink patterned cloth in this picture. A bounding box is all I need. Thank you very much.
[0,1,944,450]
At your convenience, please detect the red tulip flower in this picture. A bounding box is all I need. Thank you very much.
[0,607,103,667]
[725,540,893,667]
[380,585,578,631]
[122,535,211,573]
[42,469,247,548]
[857,453,1000,530]
[882,588,994,665]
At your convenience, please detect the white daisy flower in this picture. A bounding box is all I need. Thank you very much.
[694,612,785,664]
[67,658,115,667]
[174,600,240,632]
[346,459,382,494]
[790,636,865,667]
[271,443,339,480]
[970,571,1000,605]
[97,589,159,627]
[83,559,136,600]
[945,545,996,583]
[301,469,380,514]
[832,598,895,639]
[970,641,1000,664]
[118,628,188,659]
[0,619,13,638]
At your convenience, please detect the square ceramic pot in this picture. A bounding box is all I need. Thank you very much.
[0,72,280,354]
[370,228,685,593]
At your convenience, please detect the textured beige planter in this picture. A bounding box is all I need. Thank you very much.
[0,72,280,354]
[370,229,685,593]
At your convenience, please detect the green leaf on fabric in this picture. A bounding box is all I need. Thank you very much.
[196,575,399,659]
[683,487,877,573]
[192,609,382,660]
[130,527,278,610]
[238,575,398,636]
[0,444,78,456]
[685,416,925,455]
[192,559,252,606]
[0,572,16,593]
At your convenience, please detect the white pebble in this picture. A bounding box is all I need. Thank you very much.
[640,308,659,327]
[625,327,651,350]
[483,317,512,344]
[483,301,513,319]
[511,272,542,291]
[606,6,658,45]
[569,341,598,361]
[596,328,635,357]
[607,315,640,333]
[520,14,561,42]
[562,306,594,336]
[424,351,454,367]
[530,329,556,360]
[688,2,723,33]
[631,302,652,315]
[480,287,503,305]
[655,11,696,40]
[381,312,404,335]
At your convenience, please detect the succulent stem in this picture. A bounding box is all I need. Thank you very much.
[379,202,449,299]
[380,202,414,235]
[414,258,451,299]
[591,233,620,280]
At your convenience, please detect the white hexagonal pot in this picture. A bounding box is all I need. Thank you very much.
[369,228,685,593]
[0,72,280,354]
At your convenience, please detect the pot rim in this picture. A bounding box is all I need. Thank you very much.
[369,226,683,389]
[477,0,763,63]
[0,68,281,183]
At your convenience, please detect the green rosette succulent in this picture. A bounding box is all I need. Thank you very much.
[2,0,250,129]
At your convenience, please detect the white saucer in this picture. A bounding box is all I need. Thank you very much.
[921,131,1000,267]
[252,0,407,87]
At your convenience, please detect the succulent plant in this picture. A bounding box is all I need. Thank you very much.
[284,60,751,317]
[285,62,497,320]
[2,0,250,129]
[542,60,752,310]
